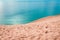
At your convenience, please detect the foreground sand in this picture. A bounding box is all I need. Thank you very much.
[0,15,60,40]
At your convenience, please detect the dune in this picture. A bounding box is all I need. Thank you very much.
[0,15,60,40]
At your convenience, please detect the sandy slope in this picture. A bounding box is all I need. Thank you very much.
[0,15,60,40]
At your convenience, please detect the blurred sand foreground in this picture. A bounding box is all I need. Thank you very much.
[0,15,60,40]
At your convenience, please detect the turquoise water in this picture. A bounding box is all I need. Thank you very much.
[0,0,60,24]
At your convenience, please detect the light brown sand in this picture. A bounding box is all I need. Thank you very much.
[0,15,60,40]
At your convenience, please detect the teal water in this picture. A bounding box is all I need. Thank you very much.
[0,0,60,24]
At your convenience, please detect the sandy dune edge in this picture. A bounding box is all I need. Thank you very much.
[0,15,60,40]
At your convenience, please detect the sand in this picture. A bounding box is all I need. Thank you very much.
[0,15,60,40]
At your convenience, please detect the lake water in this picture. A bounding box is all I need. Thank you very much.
[0,0,60,24]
